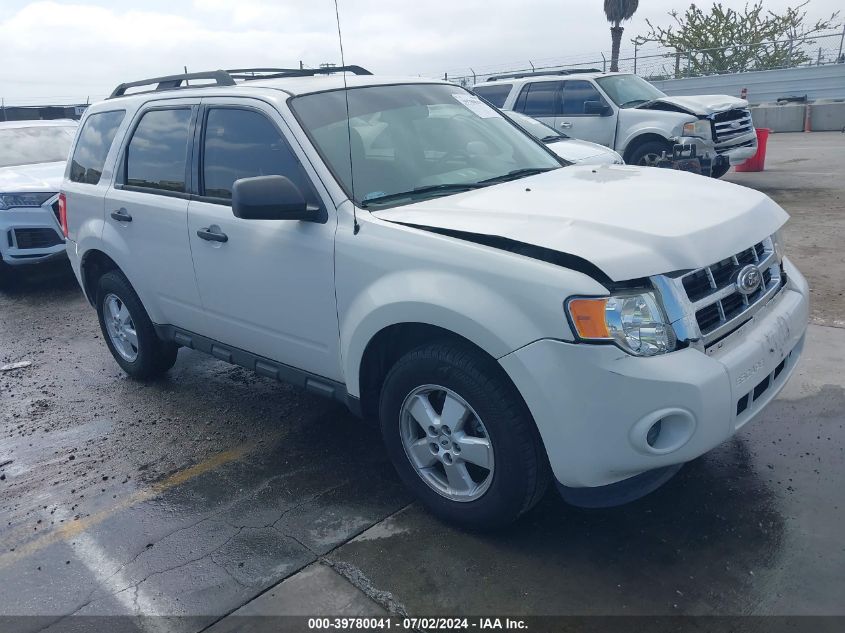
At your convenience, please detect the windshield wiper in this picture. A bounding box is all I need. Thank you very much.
[540,135,563,143]
[619,98,651,109]
[478,167,556,185]
[360,183,485,208]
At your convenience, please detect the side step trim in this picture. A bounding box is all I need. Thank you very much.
[154,324,359,414]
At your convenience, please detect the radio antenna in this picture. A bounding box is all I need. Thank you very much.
[333,0,359,235]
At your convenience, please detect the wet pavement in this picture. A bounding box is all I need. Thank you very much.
[1,132,844,629]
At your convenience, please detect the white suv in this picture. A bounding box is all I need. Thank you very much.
[63,68,808,528]
[0,119,77,287]
[472,71,758,178]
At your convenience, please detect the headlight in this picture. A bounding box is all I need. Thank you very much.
[0,192,55,211]
[682,120,711,139]
[567,291,676,357]
[771,229,785,263]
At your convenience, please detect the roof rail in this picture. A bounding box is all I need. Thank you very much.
[226,65,373,80]
[486,68,603,82]
[109,70,236,99]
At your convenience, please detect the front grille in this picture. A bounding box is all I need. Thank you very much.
[713,108,753,144]
[13,228,64,249]
[677,236,783,346]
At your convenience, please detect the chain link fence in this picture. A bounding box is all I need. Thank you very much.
[442,29,845,87]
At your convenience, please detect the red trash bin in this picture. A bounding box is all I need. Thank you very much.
[735,128,771,172]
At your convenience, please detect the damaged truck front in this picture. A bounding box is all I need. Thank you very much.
[473,72,758,178]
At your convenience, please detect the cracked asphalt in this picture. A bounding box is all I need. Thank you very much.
[1,132,844,631]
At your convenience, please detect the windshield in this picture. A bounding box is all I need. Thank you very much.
[291,84,561,208]
[595,75,665,108]
[504,111,569,141]
[0,125,76,168]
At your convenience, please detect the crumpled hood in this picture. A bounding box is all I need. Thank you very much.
[0,161,65,193]
[547,139,619,164]
[373,165,788,282]
[646,94,749,115]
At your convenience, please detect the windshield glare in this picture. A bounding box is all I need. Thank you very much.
[595,75,665,108]
[292,84,561,208]
[0,125,76,168]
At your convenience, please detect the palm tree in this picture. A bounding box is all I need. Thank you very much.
[604,0,640,72]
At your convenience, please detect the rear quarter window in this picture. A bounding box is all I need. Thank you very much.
[472,84,513,108]
[70,110,125,184]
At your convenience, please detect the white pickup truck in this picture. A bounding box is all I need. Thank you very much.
[472,71,757,178]
[64,68,807,529]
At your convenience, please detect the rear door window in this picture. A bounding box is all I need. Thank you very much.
[125,108,192,193]
[201,107,313,202]
[514,82,562,117]
[472,84,513,108]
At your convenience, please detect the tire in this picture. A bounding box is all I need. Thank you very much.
[628,139,673,167]
[95,270,178,379]
[0,260,18,291]
[710,161,731,179]
[379,341,550,530]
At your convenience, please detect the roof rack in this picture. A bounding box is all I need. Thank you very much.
[108,65,373,99]
[486,68,603,82]
[226,65,372,80]
[109,70,235,99]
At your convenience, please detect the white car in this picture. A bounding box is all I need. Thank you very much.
[472,71,757,178]
[0,119,78,287]
[64,68,808,528]
[503,110,623,164]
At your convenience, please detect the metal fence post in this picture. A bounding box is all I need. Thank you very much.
[838,23,845,61]
[602,53,607,73]
[634,43,639,74]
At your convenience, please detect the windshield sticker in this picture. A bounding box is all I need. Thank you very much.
[452,93,500,119]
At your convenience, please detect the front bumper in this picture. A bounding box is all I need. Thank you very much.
[717,131,758,165]
[0,202,67,267]
[499,258,809,489]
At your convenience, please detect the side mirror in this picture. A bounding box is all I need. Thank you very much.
[584,100,612,116]
[232,175,325,222]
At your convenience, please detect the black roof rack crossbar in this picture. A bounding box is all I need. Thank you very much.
[487,68,603,82]
[226,65,372,80]
[109,70,236,99]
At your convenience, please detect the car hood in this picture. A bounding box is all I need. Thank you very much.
[372,165,788,282]
[547,139,619,164]
[0,161,65,193]
[644,94,749,116]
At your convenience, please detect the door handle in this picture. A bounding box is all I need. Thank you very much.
[559,122,573,129]
[197,226,228,243]
[110,208,132,222]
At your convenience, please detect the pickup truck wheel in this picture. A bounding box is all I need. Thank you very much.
[96,270,178,379]
[629,140,673,167]
[379,342,550,529]
[710,161,732,179]
[0,260,18,291]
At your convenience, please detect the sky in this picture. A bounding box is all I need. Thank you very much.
[1,0,842,105]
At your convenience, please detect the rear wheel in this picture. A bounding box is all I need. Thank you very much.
[628,140,673,167]
[379,341,550,530]
[96,270,178,379]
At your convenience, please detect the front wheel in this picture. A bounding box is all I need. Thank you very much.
[710,161,731,179]
[0,260,18,291]
[96,270,178,379]
[379,342,550,530]
[628,140,673,167]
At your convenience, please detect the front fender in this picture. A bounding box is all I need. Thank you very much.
[337,211,609,397]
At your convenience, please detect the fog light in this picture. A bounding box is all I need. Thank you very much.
[646,420,663,447]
